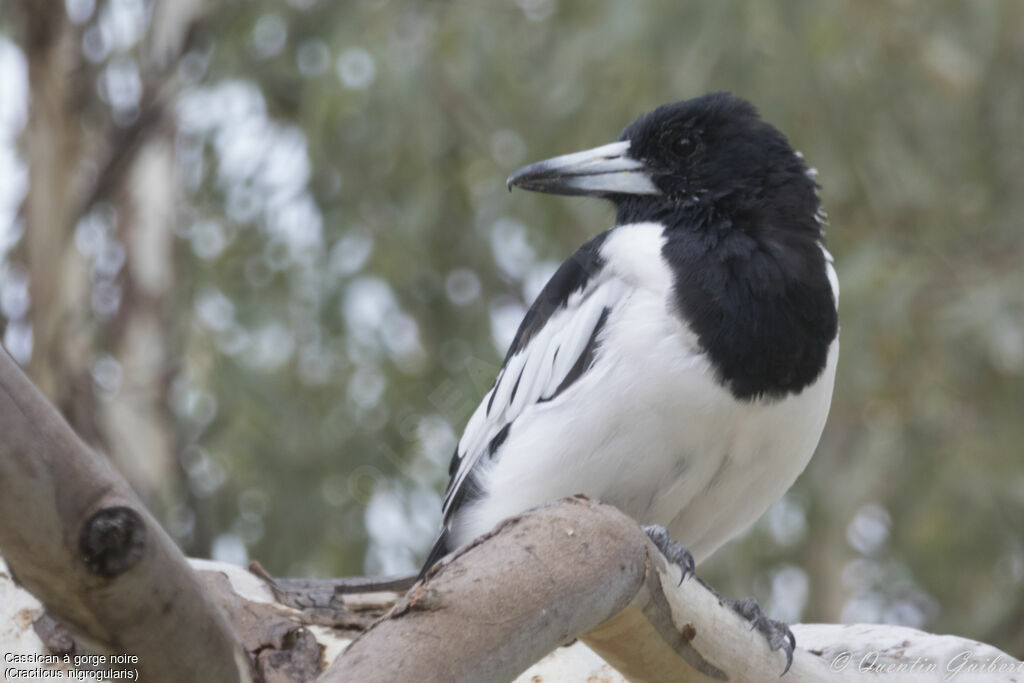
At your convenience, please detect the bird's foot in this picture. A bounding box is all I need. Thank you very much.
[725,597,796,675]
[642,524,695,583]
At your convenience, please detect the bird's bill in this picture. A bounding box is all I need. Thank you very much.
[507,140,662,197]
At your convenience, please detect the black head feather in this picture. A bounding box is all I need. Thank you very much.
[617,93,836,399]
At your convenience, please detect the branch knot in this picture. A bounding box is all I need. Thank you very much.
[79,506,147,578]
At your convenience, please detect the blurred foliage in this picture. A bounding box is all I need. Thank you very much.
[2,0,1023,655]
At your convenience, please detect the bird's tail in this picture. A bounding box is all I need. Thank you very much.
[418,526,451,580]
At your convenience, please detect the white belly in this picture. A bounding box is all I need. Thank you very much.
[452,287,839,565]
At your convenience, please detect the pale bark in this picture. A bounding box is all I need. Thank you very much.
[3,556,626,682]
[324,496,1021,683]
[327,496,648,683]
[2,492,1020,682]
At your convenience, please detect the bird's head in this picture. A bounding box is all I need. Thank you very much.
[508,92,819,230]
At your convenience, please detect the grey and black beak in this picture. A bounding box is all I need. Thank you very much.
[507,140,662,197]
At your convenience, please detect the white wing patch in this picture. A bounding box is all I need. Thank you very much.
[442,275,628,521]
[442,222,671,523]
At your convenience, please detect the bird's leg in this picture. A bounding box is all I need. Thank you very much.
[642,524,695,583]
[723,596,796,675]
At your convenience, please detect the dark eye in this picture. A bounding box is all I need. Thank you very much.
[673,136,697,158]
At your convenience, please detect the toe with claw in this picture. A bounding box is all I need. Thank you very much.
[642,524,695,583]
[725,597,796,675]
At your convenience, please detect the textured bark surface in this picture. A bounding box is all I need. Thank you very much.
[325,496,648,683]
[0,347,251,683]
[322,496,1022,683]
[3,498,1022,682]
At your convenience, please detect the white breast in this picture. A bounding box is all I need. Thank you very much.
[451,223,839,564]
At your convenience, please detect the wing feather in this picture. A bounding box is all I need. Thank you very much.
[441,274,627,522]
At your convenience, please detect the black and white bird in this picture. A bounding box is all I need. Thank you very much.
[421,92,838,659]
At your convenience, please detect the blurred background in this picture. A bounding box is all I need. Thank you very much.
[1,0,1021,654]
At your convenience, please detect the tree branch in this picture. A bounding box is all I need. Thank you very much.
[325,495,648,682]
[0,347,252,682]
[2,496,1021,681]
[324,496,1023,683]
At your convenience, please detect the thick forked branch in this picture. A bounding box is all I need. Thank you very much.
[323,496,1022,683]
[0,347,252,683]
[325,496,649,683]
[1,494,1020,681]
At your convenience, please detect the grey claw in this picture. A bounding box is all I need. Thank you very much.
[642,524,695,583]
[726,597,796,675]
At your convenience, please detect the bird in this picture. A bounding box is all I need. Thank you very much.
[421,92,839,665]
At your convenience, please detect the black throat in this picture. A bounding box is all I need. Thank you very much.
[618,195,838,401]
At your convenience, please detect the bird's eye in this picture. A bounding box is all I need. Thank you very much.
[673,136,697,158]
